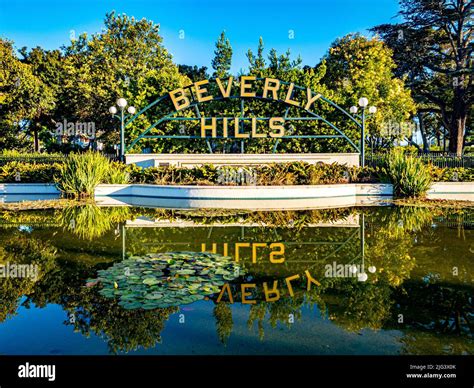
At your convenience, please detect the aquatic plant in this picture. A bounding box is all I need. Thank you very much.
[378,149,433,198]
[90,252,243,310]
[55,151,111,198]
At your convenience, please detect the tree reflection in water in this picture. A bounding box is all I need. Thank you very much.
[0,205,472,354]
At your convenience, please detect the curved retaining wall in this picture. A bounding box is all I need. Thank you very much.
[427,182,474,201]
[1,182,472,209]
[94,183,393,209]
[0,183,60,203]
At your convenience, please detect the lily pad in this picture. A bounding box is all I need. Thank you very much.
[143,278,160,286]
[90,251,243,311]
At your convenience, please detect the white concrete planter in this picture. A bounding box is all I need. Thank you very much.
[427,182,474,201]
[0,183,60,203]
[2,182,473,208]
[95,183,393,210]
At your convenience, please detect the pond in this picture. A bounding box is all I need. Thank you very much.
[0,205,472,355]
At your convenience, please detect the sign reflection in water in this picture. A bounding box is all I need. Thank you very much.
[0,206,472,355]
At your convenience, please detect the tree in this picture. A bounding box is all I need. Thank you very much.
[320,34,416,150]
[178,65,208,82]
[20,47,65,152]
[244,38,345,153]
[246,37,266,75]
[211,31,233,78]
[59,12,190,153]
[0,39,54,151]
[372,0,473,156]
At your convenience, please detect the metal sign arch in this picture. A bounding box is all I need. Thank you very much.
[121,77,364,154]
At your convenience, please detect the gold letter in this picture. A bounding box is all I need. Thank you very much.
[262,78,280,100]
[216,77,234,98]
[217,283,234,303]
[240,76,256,97]
[235,242,251,262]
[269,242,285,263]
[223,243,228,257]
[304,88,321,111]
[222,118,230,138]
[285,274,300,297]
[251,118,265,138]
[284,83,300,106]
[251,243,267,263]
[263,281,280,302]
[234,118,249,138]
[305,270,321,291]
[241,283,257,304]
[269,118,285,138]
[169,88,190,111]
[194,80,213,102]
[201,117,217,138]
[202,243,217,253]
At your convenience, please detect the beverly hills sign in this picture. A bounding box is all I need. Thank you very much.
[124,75,362,162]
[168,76,322,139]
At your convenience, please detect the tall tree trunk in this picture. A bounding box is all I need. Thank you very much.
[33,128,40,152]
[448,77,468,156]
[448,108,467,156]
[417,112,429,153]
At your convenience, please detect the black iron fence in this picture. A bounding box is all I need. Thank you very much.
[366,153,474,168]
[434,213,474,228]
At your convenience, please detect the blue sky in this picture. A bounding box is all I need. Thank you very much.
[0,0,400,72]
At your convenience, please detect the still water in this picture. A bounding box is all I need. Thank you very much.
[0,205,472,355]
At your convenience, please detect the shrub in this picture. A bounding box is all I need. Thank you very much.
[55,151,111,198]
[433,167,474,182]
[0,161,61,183]
[256,163,305,185]
[127,162,380,186]
[103,162,130,184]
[378,149,433,198]
[0,151,64,166]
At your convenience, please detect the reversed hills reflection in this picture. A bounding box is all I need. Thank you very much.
[0,205,472,355]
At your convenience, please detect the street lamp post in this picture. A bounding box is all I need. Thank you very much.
[350,98,377,168]
[109,98,136,162]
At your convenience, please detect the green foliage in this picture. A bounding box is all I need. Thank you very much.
[378,149,433,197]
[212,31,233,78]
[432,167,474,182]
[128,162,379,186]
[55,151,111,197]
[0,39,55,151]
[91,252,242,309]
[14,12,190,154]
[321,34,416,149]
[0,161,61,183]
[372,0,472,155]
[245,38,339,153]
[178,64,208,82]
[0,151,65,166]
[103,162,130,184]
